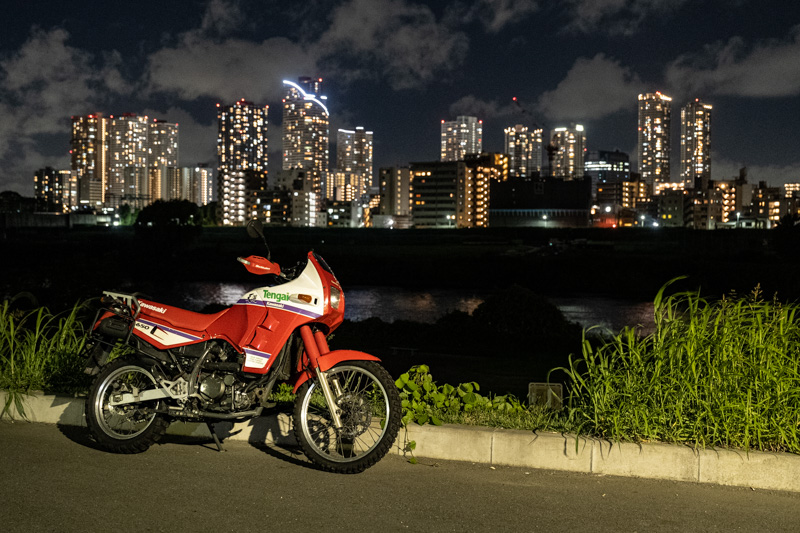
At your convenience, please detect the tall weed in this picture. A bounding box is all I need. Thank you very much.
[561,282,800,453]
[0,300,89,418]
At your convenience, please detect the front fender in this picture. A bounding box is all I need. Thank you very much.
[291,349,381,393]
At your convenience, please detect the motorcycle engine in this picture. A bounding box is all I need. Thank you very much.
[198,373,230,401]
[197,372,253,411]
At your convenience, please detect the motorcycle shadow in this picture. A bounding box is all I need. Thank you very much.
[214,411,320,470]
[57,423,107,452]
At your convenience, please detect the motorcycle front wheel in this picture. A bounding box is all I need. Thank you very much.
[293,360,401,473]
[86,357,169,454]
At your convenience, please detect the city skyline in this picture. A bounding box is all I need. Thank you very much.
[2,0,800,197]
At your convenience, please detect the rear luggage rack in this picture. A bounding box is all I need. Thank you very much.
[90,292,142,345]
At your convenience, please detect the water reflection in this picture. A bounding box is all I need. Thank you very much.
[345,287,485,323]
[164,282,654,333]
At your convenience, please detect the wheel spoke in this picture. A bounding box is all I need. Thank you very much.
[294,362,400,470]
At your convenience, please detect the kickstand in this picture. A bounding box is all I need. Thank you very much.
[207,422,226,452]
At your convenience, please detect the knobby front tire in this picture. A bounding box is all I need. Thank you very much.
[85,357,169,454]
[293,360,402,473]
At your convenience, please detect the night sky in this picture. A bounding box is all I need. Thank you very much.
[2,0,800,196]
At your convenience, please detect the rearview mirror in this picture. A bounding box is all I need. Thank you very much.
[246,218,265,240]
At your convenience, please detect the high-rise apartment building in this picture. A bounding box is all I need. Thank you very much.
[337,127,373,181]
[148,119,179,201]
[71,113,178,208]
[461,153,508,228]
[70,114,107,206]
[217,99,269,226]
[107,114,151,206]
[168,166,214,205]
[638,92,672,190]
[550,125,586,179]
[33,167,77,212]
[680,99,712,190]
[440,116,482,162]
[504,125,542,178]
[282,77,330,201]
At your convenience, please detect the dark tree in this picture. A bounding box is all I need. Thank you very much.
[135,200,201,227]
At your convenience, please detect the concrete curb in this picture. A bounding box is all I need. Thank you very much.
[3,391,799,493]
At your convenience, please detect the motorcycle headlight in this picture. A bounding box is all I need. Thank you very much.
[329,286,341,310]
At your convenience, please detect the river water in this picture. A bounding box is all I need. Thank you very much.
[166,283,655,334]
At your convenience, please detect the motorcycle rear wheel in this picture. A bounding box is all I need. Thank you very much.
[86,357,169,454]
[293,360,401,473]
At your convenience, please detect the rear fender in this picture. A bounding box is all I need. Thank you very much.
[291,349,381,393]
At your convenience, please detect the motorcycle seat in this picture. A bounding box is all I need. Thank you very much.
[138,299,229,332]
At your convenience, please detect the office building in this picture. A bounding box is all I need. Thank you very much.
[441,116,482,162]
[504,124,542,178]
[217,99,269,226]
[409,161,464,228]
[681,99,713,190]
[638,92,672,190]
[585,150,631,200]
[375,167,412,229]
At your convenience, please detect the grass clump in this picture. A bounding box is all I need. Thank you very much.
[562,282,800,453]
[0,300,91,418]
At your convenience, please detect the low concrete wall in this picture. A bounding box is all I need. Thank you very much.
[3,391,798,493]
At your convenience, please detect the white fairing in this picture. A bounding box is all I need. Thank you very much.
[236,259,326,320]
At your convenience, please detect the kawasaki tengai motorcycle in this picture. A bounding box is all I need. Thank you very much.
[82,219,401,473]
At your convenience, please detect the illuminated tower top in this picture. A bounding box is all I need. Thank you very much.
[282,77,330,197]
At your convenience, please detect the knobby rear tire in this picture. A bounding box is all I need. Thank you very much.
[85,357,169,454]
[293,360,401,473]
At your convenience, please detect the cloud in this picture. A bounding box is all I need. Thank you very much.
[446,0,539,33]
[448,95,515,120]
[565,0,689,36]
[146,35,316,103]
[0,27,127,193]
[200,0,246,36]
[665,26,800,99]
[316,0,469,89]
[536,54,642,123]
[712,157,800,187]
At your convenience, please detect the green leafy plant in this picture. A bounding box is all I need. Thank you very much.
[395,364,525,427]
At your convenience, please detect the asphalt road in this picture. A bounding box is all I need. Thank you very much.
[1,422,799,532]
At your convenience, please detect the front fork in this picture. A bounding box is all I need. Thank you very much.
[300,326,343,429]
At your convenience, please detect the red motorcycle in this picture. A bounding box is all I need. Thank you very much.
[82,220,401,473]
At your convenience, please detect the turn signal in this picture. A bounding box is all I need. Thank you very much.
[294,294,313,304]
